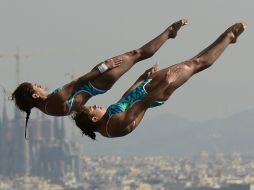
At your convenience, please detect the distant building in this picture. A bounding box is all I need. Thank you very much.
[0,97,80,182]
[186,184,253,190]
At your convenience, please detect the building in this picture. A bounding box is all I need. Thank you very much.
[186,184,254,190]
[0,96,80,182]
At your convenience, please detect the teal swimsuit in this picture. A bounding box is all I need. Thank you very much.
[52,82,107,113]
[106,79,164,117]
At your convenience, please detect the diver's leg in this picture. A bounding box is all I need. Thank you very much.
[147,22,247,100]
[91,19,188,89]
[136,19,188,62]
[189,22,247,74]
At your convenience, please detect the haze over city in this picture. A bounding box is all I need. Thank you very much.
[0,0,253,156]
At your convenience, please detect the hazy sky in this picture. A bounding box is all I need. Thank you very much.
[0,0,253,123]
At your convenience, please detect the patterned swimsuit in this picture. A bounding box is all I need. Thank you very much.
[51,82,107,114]
[106,79,164,117]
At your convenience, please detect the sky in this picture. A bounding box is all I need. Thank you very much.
[0,0,253,124]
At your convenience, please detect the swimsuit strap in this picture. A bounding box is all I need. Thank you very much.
[105,117,113,138]
[44,101,50,115]
[66,82,108,114]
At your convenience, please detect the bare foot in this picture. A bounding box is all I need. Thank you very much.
[226,22,248,43]
[168,19,188,39]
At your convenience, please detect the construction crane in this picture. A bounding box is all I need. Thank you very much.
[0,48,30,85]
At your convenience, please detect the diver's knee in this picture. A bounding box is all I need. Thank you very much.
[126,47,155,61]
[138,48,155,59]
[132,47,156,60]
[127,49,141,57]
[124,49,142,62]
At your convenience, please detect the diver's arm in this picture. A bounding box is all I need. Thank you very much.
[63,58,122,94]
[76,58,122,87]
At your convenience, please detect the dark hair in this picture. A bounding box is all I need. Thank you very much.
[12,82,35,139]
[72,107,98,140]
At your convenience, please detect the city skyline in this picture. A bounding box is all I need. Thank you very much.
[0,1,253,189]
[1,82,254,189]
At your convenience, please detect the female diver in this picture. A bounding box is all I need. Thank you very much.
[12,19,188,138]
[73,22,247,140]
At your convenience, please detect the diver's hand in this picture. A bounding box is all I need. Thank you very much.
[140,62,159,80]
[105,56,123,69]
